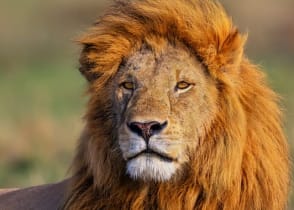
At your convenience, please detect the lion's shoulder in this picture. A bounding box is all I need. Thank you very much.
[0,179,69,210]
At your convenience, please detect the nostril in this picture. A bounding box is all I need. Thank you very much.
[127,121,168,139]
[150,121,168,135]
[127,122,143,137]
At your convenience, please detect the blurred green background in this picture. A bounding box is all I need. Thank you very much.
[0,0,293,208]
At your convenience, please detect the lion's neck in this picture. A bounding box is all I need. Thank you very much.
[64,174,204,210]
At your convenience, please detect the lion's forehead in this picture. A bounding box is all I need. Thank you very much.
[121,44,203,85]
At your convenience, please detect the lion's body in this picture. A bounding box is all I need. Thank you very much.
[0,180,68,210]
[0,0,289,210]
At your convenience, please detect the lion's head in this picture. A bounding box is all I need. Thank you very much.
[116,43,217,182]
[64,0,290,209]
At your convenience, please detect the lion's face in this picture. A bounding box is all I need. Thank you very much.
[111,44,217,182]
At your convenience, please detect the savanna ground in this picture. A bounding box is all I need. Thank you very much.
[0,0,293,208]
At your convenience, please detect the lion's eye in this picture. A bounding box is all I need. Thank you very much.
[176,81,191,90]
[121,82,135,90]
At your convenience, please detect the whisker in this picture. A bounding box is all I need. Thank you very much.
[119,138,141,142]
[150,139,195,145]
[110,147,122,153]
[152,136,195,141]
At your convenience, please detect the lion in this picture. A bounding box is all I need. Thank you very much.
[0,0,290,209]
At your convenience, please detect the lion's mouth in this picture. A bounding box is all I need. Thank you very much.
[127,149,174,162]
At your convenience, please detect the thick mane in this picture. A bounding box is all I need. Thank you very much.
[64,0,290,209]
[78,0,245,85]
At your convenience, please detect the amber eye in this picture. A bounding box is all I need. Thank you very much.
[121,82,135,90]
[176,81,191,90]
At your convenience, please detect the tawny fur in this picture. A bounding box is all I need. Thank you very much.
[63,0,290,209]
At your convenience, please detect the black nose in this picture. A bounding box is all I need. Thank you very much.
[127,121,168,140]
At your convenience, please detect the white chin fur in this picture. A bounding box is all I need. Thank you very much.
[126,155,177,182]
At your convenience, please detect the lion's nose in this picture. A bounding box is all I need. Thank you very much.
[127,121,168,140]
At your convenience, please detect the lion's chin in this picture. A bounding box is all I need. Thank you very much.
[126,155,177,182]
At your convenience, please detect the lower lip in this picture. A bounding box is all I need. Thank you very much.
[128,151,174,163]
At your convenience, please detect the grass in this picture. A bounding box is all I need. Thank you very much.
[0,61,86,187]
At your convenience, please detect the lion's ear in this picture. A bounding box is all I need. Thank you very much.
[78,44,102,82]
[200,29,247,84]
[77,32,131,84]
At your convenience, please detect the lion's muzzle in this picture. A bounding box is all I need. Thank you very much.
[119,119,180,181]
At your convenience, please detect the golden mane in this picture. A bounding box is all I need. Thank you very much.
[64,0,290,209]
